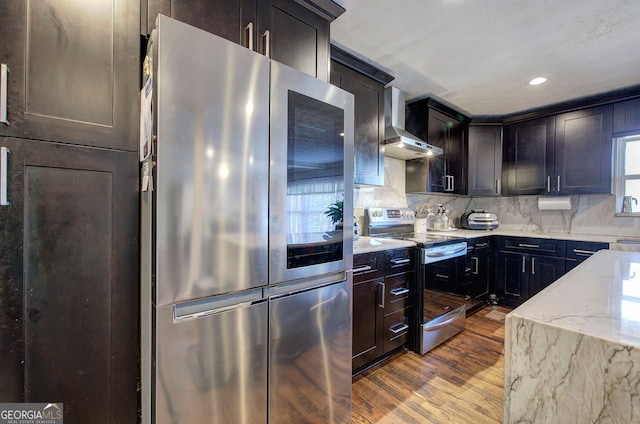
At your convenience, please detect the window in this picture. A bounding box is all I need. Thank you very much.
[615,135,640,214]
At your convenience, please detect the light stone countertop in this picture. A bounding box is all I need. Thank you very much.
[425,228,621,244]
[353,236,416,254]
[503,249,640,423]
[509,249,640,347]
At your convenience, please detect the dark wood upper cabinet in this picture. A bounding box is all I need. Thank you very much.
[0,0,140,150]
[144,0,343,82]
[0,137,139,423]
[554,105,613,194]
[504,116,555,196]
[330,60,386,186]
[468,125,502,196]
[613,98,640,135]
[405,101,468,194]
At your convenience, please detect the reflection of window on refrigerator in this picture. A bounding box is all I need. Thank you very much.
[615,135,640,213]
[287,177,344,234]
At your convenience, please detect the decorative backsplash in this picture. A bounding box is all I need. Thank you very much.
[354,157,640,238]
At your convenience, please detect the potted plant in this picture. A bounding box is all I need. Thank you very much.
[324,200,343,231]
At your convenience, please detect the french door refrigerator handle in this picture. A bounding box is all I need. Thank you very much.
[1,64,8,125]
[1,146,8,206]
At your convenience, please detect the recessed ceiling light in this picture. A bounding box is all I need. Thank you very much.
[528,77,547,86]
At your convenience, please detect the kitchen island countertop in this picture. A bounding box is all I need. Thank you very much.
[503,249,640,423]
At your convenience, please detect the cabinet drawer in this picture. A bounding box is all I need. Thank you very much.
[353,252,383,282]
[466,237,492,253]
[499,237,565,257]
[565,240,608,262]
[384,248,415,274]
[384,272,413,313]
[383,309,409,352]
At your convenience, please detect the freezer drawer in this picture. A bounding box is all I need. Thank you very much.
[420,304,466,355]
[154,297,267,424]
[269,277,352,423]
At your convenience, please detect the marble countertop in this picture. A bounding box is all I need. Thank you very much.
[509,249,640,348]
[353,236,416,254]
[425,228,621,243]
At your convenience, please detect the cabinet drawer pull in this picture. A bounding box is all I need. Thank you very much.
[389,323,409,334]
[496,179,501,195]
[557,175,561,192]
[352,265,372,273]
[435,273,449,280]
[547,176,551,193]
[471,257,479,275]
[475,243,489,248]
[522,256,526,274]
[1,64,8,125]
[262,30,271,58]
[390,258,410,265]
[390,287,409,296]
[245,22,254,50]
[1,146,8,206]
[531,257,536,275]
[573,249,596,256]
[518,243,539,248]
[377,281,385,308]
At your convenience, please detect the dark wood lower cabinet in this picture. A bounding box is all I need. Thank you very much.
[352,278,384,370]
[0,138,139,424]
[495,250,565,307]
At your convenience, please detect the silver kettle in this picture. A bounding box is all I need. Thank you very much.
[622,196,638,213]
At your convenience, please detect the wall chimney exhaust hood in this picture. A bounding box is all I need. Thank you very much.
[383,86,442,160]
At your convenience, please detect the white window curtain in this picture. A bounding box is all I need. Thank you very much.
[287,177,344,234]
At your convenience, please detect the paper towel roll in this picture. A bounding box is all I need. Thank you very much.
[537,196,571,210]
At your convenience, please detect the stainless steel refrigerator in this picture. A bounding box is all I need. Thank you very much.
[140,15,354,424]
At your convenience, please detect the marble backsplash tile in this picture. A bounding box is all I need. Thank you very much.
[354,157,640,238]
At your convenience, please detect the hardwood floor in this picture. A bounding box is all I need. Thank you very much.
[351,305,511,424]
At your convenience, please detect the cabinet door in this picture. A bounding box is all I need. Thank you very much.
[468,126,503,196]
[426,109,449,192]
[446,120,466,194]
[0,0,139,150]
[258,0,330,81]
[145,0,254,46]
[330,62,385,186]
[505,117,555,195]
[352,278,384,371]
[495,252,528,307]
[528,255,565,298]
[555,105,613,194]
[613,98,640,135]
[0,138,138,422]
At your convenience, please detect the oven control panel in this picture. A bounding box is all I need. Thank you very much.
[367,207,415,224]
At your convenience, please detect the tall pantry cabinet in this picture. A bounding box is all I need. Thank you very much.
[0,1,140,423]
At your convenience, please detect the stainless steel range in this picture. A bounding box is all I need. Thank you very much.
[365,207,468,354]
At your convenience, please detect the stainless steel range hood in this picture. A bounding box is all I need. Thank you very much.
[384,86,442,160]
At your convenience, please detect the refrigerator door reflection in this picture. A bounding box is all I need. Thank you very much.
[269,278,352,423]
[156,298,267,424]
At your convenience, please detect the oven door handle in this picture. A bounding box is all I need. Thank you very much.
[423,307,465,332]
[425,245,467,258]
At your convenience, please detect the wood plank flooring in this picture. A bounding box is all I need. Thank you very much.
[351,305,511,424]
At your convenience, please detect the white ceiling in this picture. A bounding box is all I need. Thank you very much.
[330,0,640,117]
